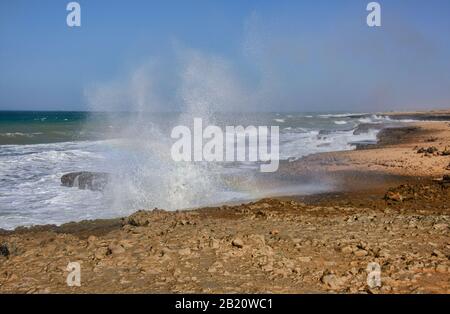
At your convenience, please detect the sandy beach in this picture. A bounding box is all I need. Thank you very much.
[0,113,449,294]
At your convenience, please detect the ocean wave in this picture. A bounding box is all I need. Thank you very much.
[318,113,369,118]
[0,132,42,138]
[279,128,379,160]
[358,114,393,124]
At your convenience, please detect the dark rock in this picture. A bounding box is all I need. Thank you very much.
[381,113,450,121]
[231,238,244,248]
[0,243,9,257]
[376,127,420,147]
[417,147,426,154]
[434,175,450,188]
[417,146,439,154]
[441,148,450,156]
[385,182,450,204]
[318,130,332,136]
[61,172,110,191]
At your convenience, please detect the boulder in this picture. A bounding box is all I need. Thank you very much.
[61,171,110,191]
[441,147,450,156]
[435,175,450,188]
[417,146,439,154]
[231,238,244,248]
[384,191,403,202]
[0,243,9,257]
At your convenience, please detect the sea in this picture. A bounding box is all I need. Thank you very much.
[0,110,404,230]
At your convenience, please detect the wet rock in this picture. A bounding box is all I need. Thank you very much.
[61,172,110,191]
[353,123,385,135]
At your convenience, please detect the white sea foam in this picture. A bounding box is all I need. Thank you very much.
[279,128,379,160]
[0,117,389,230]
[0,132,37,138]
[318,113,369,118]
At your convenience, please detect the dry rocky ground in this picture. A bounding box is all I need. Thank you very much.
[0,193,449,294]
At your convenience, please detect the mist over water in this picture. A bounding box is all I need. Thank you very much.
[84,47,258,213]
[82,45,387,215]
[0,45,404,230]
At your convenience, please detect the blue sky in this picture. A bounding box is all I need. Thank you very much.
[0,0,449,112]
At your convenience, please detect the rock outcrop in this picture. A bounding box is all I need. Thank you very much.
[61,172,109,191]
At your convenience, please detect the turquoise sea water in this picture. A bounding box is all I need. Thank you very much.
[0,111,104,145]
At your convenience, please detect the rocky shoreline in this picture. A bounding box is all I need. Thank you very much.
[0,116,449,293]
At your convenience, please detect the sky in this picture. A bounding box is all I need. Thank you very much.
[0,0,449,112]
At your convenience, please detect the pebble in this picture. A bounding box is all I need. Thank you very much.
[231,238,244,248]
[354,249,368,257]
[109,244,125,255]
[178,248,191,256]
[433,223,448,231]
[435,264,448,273]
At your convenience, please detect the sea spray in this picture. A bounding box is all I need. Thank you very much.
[84,51,245,211]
